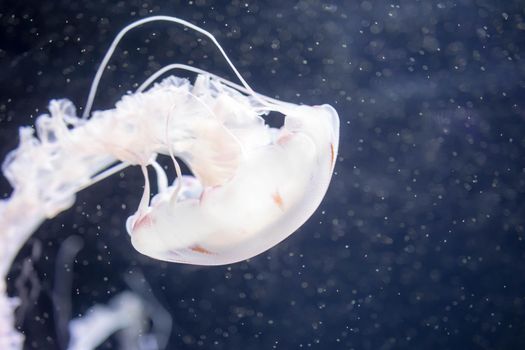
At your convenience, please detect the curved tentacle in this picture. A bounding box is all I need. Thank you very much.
[150,160,168,194]
[136,63,296,113]
[83,15,265,117]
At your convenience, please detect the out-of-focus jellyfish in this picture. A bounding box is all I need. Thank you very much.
[0,16,339,349]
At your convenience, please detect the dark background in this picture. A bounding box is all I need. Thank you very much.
[1,0,525,349]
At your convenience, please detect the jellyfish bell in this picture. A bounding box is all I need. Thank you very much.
[126,81,340,265]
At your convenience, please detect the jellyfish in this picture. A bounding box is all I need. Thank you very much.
[102,17,340,265]
[1,16,339,267]
[1,15,339,348]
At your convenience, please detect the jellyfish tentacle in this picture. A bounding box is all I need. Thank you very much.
[164,107,184,203]
[77,162,130,193]
[150,160,168,194]
[137,63,294,112]
[84,15,266,118]
[137,165,151,216]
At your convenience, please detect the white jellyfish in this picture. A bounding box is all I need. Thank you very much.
[126,76,339,265]
[90,17,341,265]
[0,16,339,348]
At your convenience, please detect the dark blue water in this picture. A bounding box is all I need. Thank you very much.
[1,1,524,349]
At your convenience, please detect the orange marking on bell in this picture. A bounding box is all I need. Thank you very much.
[330,143,335,167]
[272,191,284,210]
[189,244,213,254]
[277,131,293,145]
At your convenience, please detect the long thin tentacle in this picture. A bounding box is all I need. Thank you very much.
[77,162,130,193]
[150,160,168,194]
[138,165,151,213]
[165,105,184,203]
[84,15,262,117]
[136,63,295,111]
